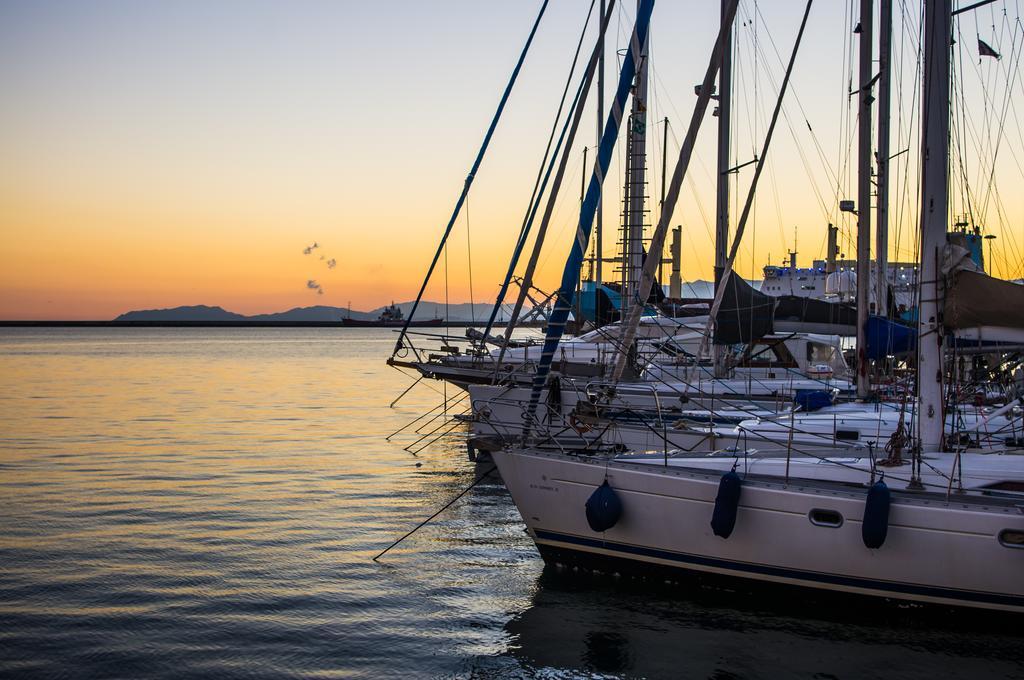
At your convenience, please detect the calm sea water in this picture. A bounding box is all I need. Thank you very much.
[1,327,1021,679]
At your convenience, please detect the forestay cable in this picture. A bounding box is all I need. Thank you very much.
[392,1,550,356]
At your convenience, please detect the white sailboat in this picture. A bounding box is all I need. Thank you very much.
[468,382,1023,457]
[492,446,1024,611]
[486,0,1024,612]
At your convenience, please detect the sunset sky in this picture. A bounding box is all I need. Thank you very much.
[2,0,1022,319]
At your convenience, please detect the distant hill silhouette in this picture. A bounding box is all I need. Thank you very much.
[112,285,764,322]
[248,306,372,322]
[113,302,504,322]
[114,305,246,322]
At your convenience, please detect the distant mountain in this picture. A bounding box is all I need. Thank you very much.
[248,306,371,322]
[114,284,762,322]
[114,305,246,322]
[112,301,502,322]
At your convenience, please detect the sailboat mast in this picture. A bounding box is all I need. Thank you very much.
[610,0,741,383]
[713,0,732,378]
[917,0,951,452]
[596,0,606,286]
[492,0,618,372]
[876,0,892,317]
[855,0,874,400]
[581,146,589,280]
[623,0,649,320]
[620,126,634,307]
[659,116,668,287]
[524,0,656,429]
[696,0,814,367]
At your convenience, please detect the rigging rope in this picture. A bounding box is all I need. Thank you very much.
[392,0,550,357]
[492,1,619,371]
[698,0,816,365]
[466,194,475,324]
[523,0,657,433]
[479,0,599,343]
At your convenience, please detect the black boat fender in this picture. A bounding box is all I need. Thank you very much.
[585,479,622,532]
[710,469,742,539]
[862,479,890,549]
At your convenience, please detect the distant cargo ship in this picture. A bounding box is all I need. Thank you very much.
[340,303,443,327]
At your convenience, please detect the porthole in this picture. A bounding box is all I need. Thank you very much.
[808,508,844,528]
[998,529,1024,549]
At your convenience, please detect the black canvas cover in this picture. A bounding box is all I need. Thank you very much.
[773,295,858,334]
[713,269,776,344]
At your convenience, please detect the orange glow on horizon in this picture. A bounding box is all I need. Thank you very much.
[2,2,1022,320]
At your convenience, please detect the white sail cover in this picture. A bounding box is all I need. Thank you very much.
[945,270,1024,343]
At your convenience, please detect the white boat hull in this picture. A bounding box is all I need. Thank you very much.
[492,448,1024,612]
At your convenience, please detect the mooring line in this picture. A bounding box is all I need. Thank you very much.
[386,391,466,441]
[372,464,498,562]
[389,374,424,408]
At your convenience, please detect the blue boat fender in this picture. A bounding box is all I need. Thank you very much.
[585,479,622,533]
[862,480,890,549]
[710,470,742,539]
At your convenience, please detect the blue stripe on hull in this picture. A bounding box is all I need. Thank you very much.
[533,529,1024,610]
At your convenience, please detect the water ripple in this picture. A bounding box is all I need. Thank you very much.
[0,328,1020,679]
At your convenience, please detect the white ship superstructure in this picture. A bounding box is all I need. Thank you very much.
[760,223,987,315]
[761,257,918,312]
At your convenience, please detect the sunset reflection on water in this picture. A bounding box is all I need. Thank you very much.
[0,328,1021,679]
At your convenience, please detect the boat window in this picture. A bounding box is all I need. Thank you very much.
[806,341,838,364]
[744,341,797,368]
[835,430,859,441]
[998,529,1024,549]
[808,508,843,528]
[774,341,796,365]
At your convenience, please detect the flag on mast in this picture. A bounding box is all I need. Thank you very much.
[978,38,1001,60]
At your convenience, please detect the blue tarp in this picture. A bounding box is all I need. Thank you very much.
[865,315,917,359]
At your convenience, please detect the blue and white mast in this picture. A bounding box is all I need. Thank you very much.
[524,0,655,430]
[611,0,741,381]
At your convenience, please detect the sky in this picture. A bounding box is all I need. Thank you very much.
[1,0,1022,319]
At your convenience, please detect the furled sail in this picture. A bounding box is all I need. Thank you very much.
[945,270,1024,342]
[712,271,860,343]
